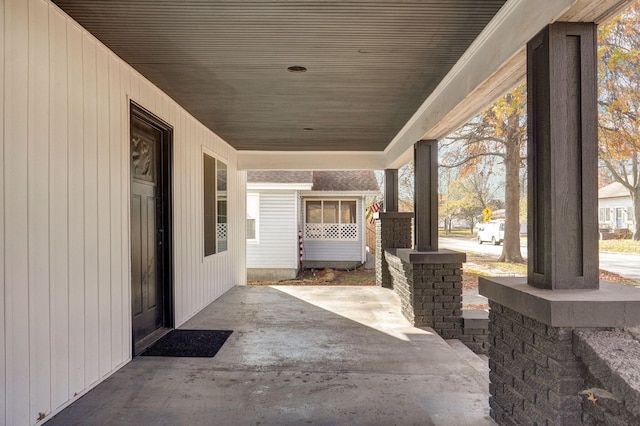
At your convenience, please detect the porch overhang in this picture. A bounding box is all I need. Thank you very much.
[51,0,632,171]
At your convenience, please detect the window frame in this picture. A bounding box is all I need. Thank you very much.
[303,199,359,241]
[202,148,228,257]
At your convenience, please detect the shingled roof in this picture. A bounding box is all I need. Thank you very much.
[247,171,313,184]
[311,171,379,192]
[599,180,634,199]
[247,170,379,192]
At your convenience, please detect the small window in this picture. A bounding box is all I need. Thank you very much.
[247,193,259,242]
[306,201,322,224]
[217,161,227,252]
[304,200,359,241]
[203,152,228,257]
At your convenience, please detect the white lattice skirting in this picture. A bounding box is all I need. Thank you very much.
[304,223,358,241]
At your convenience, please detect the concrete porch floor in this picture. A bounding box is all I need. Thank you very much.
[47,286,494,425]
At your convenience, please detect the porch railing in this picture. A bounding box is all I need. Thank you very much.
[304,223,358,241]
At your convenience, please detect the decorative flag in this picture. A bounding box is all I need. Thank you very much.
[367,202,381,224]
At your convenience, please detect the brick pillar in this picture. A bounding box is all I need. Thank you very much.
[384,249,466,339]
[375,212,412,288]
[488,301,584,425]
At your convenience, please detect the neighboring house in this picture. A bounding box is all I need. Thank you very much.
[247,171,379,280]
[598,181,635,230]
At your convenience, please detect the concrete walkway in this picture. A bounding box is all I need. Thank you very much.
[47,286,494,426]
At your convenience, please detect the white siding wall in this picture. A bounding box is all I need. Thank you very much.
[302,198,365,262]
[247,191,298,269]
[1,1,246,424]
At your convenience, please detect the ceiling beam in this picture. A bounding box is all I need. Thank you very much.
[237,151,386,171]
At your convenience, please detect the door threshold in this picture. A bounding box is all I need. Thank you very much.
[134,327,172,356]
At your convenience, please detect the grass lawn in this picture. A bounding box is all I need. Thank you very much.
[439,229,475,237]
[599,239,640,254]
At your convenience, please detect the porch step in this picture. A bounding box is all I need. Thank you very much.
[446,339,490,386]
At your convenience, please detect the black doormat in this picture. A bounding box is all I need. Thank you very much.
[141,329,233,357]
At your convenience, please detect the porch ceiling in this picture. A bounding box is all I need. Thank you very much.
[52,0,505,152]
[52,0,632,169]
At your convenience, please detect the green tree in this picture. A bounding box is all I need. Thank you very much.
[442,165,502,234]
[441,84,527,262]
[598,1,640,240]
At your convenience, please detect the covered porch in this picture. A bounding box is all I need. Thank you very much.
[47,285,492,425]
[4,0,640,424]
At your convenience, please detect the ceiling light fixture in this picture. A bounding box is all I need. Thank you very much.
[287,66,307,73]
[303,128,314,131]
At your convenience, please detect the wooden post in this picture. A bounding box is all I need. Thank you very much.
[527,22,598,289]
[384,169,399,213]
[414,140,438,252]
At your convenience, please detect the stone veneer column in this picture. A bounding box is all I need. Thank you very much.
[375,212,412,288]
[385,249,466,338]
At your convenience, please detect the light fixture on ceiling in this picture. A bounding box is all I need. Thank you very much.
[287,66,307,73]
[303,128,314,131]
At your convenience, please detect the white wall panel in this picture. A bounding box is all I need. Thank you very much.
[5,1,30,423]
[49,6,70,411]
[0,0,6,421]
[28,0,52,419]
[2,1,246,423]
[82,32,100,388]
[95,44,112,379]
[247,191,298,269]
[108,52,123,372]
[67,20,86,399]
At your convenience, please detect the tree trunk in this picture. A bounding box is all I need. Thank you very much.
[633,190,640,241]
[498,130,523,262]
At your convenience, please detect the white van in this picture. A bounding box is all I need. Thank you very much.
[477,221,505,245]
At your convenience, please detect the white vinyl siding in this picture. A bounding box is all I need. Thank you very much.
[302,198,364,262]
[1,1,246,424]
[247,191,298,269]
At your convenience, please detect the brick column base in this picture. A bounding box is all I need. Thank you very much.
[384,249,466,339]
[480,277,640,426]
[375,212,412,288]
[488,301,584,425]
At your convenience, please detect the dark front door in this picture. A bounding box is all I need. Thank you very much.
[130,104,173,354]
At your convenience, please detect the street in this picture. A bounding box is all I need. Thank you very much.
[440,236,640,281]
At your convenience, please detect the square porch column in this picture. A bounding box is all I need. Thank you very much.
[480,22,640,426]
[381,139,466,339]
[384,169,399,213]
